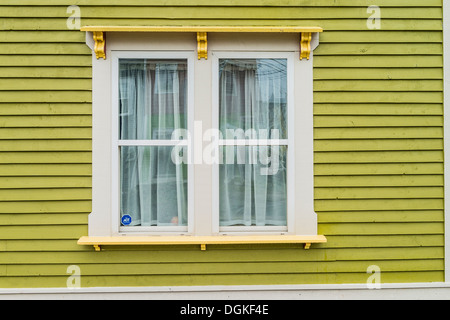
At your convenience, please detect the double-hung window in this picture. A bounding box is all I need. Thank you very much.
[84,30,323,245]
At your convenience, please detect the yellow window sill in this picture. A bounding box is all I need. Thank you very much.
[78,235,327,251]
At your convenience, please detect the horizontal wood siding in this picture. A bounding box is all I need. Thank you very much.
[0,0,444,288]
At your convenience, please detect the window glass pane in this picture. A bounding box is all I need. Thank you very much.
[119,59,188,140]
[219,146,287,227]
[120,146,188,227]
[219,59,287,140]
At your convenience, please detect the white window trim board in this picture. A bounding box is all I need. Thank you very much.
[87,32,319,237]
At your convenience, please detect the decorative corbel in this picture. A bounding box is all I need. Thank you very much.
[197,32,208,60]
[93,31,106,60]
[300,32,312,60]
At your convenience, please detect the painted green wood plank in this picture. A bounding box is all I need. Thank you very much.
[319,31,443,43]
[314,163,444,175]
[316,139,445,152]
[314,127,443,139]
[3,259,443,277]
[0,31,84,43]
[0,152,92,164]
[0,188,91,201]
[0,140,91,152]
[1,239,88,252]
[0,92,92,103]
[315,187,443,200]
[1,18,444,31]
[0,43,90,55]
[325,235,443,248]
[318,211,444,223]
[0,177,91,189]
[0,249,329,265]
[314,68,444,80]
[0,200,91,213]
[315,175,443,187]
[314,139,443,152]
[0,164,91,177]
[0,104,92,115]
[0,116,91,127]
[0,79,92,91]
[338,271,444,284]
[315,92,443,103]
[333,247,444,261]
[0,246,444,265]
[315,56,443,68]
[0,55,91,67]
[320,222,444,236]
[0,67,92,79]
[0,213,88,226]
[0,7,442,19]
[0,0,442,7]
[314,105,443,116]
[315,151,443,164]
[315,44,443,56]
[0,128,92,140]
[314,116,443,128]
[0,225,87,239]
[314,80,443,92]
[0,271,444,288]
[315,199,443,212]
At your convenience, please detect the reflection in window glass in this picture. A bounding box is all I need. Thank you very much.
[119,59,188,140]
[219,59,287,140]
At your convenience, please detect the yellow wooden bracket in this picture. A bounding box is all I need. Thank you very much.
[197,32,208,60]
[93,31,106,60]
[300,32,312,60]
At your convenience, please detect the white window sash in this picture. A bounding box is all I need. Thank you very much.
[111,51,195,236]
[211,51,296,235]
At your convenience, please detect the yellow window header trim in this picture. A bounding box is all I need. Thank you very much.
[81,25,323,33]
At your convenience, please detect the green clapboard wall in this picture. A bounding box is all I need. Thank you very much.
[0,0,444,288]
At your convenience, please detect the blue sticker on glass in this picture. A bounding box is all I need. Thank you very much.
[121,215,132,226]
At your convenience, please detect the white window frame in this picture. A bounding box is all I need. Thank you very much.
[211,51,295,235]
[87,32,319,238]
[111,51,195,236]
